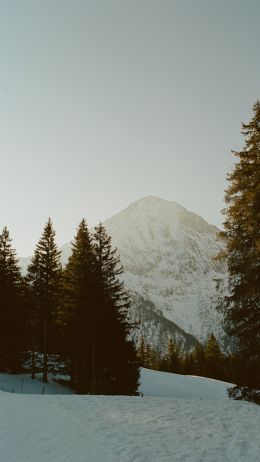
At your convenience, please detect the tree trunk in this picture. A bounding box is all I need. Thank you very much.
[31,316,36,380]
[43,308,48,383]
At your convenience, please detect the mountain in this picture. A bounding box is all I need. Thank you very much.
[19,196,227,351]
[103,196,227,349]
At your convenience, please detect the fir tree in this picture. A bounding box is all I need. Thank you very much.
[27,219,62,383]
[193,342,205,377]
[26,250,41,379]
[219,100,260,399]
[137,334,146,366]
[144,343,160,370]
[92,223,139,395]
[65,219,96,393]
[166,337,181,373]
[183,352,195,375]
[0,227,24,372]
[204,333,225,380]
[144,343,152,368]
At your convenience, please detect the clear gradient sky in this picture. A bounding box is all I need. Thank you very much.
[0,0,259,256]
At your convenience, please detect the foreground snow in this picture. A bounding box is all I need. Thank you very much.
[0,369,259,462]
[1,392,259,462]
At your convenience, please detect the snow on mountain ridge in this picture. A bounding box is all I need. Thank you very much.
[100,196,226,346]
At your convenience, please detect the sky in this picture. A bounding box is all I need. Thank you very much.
[0,0,259,256]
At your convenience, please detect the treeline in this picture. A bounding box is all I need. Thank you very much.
[137,333,241,383]
[0,219,139,395]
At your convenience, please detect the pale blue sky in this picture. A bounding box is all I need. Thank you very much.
[0,0,259,256]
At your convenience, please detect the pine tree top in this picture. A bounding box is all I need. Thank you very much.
[0,226,21,285]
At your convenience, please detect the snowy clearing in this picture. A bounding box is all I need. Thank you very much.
[139,368,232,400]
[0,369,259,462]
[0,368,231,399]
[0,372,73,395]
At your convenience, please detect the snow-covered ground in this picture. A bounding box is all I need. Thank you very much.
[139,368,232,400]
[0,372,73,395]
[0,368,232,399]
[0,369,259,462]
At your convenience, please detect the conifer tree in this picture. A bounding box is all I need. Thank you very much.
[27,219,62,383]
[92,223,139,395]
[193,342,205,376]
[65,219,96,393]
[144,343,152,368]
[137,334,146,366]
[26,250,41,379]
[166,337,181,373]
[220,100,260,398]
[183,352,195,375]
[0,227,24,372]
[204,333,225,380]
[144,343,160,370]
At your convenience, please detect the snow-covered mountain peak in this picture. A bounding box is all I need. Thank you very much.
[103,196,222,272]
[105,196,218,241]
[110,195,187,223]
[102,196,226,345]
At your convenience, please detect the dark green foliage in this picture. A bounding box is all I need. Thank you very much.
[91,223,139,395]
[137,332,232,382]
[193,342,205,376]
[164,337,182,373]
[0,227,24,372]
[219,100,260,398]
[182,352,195,375]
[182,335,228,381]
[204,333,225,380]
[137,334,146,366]
[27,219,62,383]
[64,219,96,393]
[137,335,160,370]
[65,221,139,395]
[145,344,160,370]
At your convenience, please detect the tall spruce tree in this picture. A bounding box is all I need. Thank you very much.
[93,223,139,395]
[193,342,205,377]
[166,337,181,373]
[220,100,260,399]
[0,227,24,372]
[27,219,62,383]
[137,334,146,366]
[65,219,96,393]
[204,334,225,381]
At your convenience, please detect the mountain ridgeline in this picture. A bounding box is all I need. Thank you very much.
[20,196,227,352]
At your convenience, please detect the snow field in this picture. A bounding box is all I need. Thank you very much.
[1,392,259,462]
[139,368,232,400]
[0,368,259,462]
